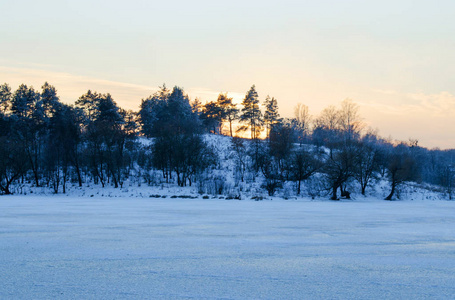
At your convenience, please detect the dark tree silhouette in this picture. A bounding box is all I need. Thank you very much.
[238,85,263,140]
[263,95,280,140]
[385,144,418,200]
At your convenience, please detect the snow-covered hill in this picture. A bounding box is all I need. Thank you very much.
[5,133,450,202]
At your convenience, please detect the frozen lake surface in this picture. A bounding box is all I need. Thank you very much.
[1,195,454,299]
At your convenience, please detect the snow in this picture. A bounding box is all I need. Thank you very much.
[1,195,454,299]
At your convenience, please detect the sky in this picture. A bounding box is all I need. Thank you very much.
[1,0,455,148]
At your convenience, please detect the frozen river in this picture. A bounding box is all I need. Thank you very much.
[1,195,454,299]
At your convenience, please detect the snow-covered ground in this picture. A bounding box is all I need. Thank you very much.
[1,195,454,299]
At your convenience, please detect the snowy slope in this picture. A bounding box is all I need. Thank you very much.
[3,133,451,201]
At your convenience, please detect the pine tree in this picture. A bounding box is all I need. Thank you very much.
[11,84,43,186]
[40,82,60,119]
[191,98,202,115]
[263,95,280,140]
[201,101,222,134]
[11,84,40,118]
[146,86,212,187]
[216,93,238,137]
[238,85,263,140]
[0,83,11,115]
[75,90,100,123]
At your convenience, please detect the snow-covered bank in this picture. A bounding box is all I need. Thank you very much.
[6,178,449,202]
[1,195,454,299]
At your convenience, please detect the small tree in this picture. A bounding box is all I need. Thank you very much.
[289,147,322,195]
[269,122,293,174]
[384,143,418,200]
[323,144,356,200]
[353,134,381,195]
[231,137,248,183]
[260,155,283,196]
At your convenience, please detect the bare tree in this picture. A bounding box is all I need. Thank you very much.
[323,145,356,200]
[315,105,339,131]
[338,99,364,142]
[289,147,322,195]
[384,143,418,200]
[353,134,381,195]
[293,103,312,144]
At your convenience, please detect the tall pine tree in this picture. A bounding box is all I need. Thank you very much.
[238,85,263,140]
[263,95,280,140]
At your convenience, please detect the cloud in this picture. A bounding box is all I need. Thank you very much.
[359,89,455,148]
[405,91,455,117]
[362,89,455,117]
[0,65,249,110]
[0,65,158,110]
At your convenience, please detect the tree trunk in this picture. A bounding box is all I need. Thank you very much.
[1,179,13,195]
[110,169,118,188]
[75,163,82,187]
[331,185,338,200]
[385,182,396,200]
[1,183,12,195]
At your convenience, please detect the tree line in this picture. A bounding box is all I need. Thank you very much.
[0,82,454,199]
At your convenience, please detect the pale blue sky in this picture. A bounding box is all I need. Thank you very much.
[1,0,455,148]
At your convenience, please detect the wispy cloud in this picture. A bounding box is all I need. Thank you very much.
[371,88,398,95]
[363,88,455,117]
[405,91,455,117]
[0,65,249,109]
[0,65,158,110]
[358,88,455,148]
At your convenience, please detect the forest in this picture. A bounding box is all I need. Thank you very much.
[0,82,454,200]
